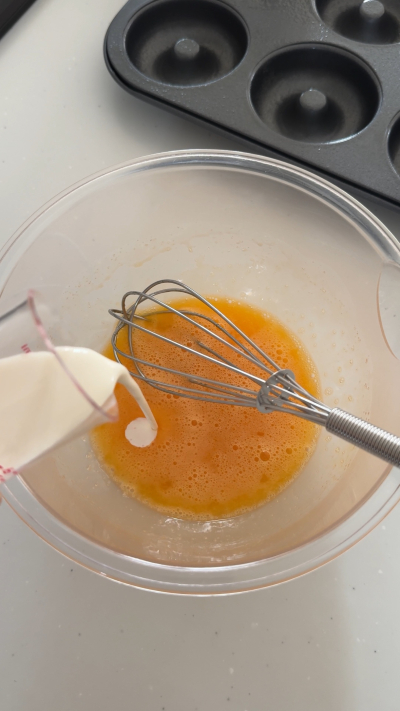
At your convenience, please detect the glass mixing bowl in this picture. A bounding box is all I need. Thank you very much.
[1,150,400,594]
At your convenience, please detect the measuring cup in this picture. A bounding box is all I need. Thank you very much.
[0,292,156,481]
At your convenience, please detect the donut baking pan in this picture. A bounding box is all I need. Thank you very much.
[105,0,400,208]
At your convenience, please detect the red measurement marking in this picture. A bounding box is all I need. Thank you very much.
[0,464,19,482]
[21,343,31,353]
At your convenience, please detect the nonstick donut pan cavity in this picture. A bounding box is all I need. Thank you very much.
[105,0,400,208]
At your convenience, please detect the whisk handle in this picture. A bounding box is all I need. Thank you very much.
[326,409,400,467]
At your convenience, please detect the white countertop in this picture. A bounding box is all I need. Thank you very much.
[1,2,400,709]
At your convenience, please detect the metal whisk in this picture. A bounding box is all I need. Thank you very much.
[109,279,400,467]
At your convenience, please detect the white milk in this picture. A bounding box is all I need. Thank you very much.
[0,347,157,480]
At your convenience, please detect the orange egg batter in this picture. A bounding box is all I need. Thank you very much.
[91,297,320,520]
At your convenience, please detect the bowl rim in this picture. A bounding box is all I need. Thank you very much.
[1,148,400,594]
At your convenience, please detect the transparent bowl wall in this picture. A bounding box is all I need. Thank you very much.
[1,150,400,594]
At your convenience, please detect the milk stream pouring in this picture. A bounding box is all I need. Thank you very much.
[0,347,158,482]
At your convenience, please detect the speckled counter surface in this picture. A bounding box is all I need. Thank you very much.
[1,2,400,709]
